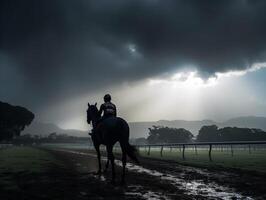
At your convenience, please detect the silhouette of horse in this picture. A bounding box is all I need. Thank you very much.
[87,103,139,184]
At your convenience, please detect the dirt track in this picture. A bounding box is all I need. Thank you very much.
[46,148,266,200]
[1,147,264,200]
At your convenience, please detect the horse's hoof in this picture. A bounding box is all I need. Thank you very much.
[93,171,102,175]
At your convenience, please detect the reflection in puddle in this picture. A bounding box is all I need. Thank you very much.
[55,149,254,200]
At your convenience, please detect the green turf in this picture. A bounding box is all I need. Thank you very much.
[0,146,63,191]
[137,147,266,173]
[42,143,266,173]
[0,146,61,173]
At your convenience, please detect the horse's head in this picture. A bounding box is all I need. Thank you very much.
[87,102,99,124]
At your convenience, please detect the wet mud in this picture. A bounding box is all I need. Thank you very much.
[49,148,266,200]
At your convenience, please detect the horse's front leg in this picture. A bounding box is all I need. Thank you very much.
[104,146,110,173]
[95,144,102,175]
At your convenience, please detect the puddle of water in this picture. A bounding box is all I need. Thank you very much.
[181,165,234,180]
[125,191,167,200]
[142,191,168,200]
[126,185,170,200]
[55,149,253,200]
[119,162,253,200]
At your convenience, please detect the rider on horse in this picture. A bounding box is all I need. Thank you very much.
[98,94,117,121]
[86,96,139,183]
[89,94,116,136]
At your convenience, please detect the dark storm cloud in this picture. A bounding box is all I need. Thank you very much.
[1,0,266,111]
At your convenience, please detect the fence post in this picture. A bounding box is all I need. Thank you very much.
[194,145,198,155]
[160,146,163,157]
[209,144,212,161]
[231,145,234,157]
[148,146,151,155]
[249,144,251,154]
[182,144,185,160]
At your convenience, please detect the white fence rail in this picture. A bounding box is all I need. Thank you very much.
[134,141,266,161]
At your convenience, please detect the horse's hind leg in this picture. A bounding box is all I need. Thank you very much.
[120,145,127,185]
[95,144,102,175]
[107,145,115,183]
[104,159,109,173]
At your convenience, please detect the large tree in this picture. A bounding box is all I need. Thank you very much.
[197,125,219,142]
[0,101,34,141]
[147,126,193,144]
[197,125,266,142]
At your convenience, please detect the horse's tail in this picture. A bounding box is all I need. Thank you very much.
[117,117,139,164]
[125,142,139,164]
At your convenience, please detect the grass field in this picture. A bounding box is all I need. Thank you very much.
[0,146,64,196]
[41,143,266,173]
[135,146,266,173]
[0,146,62,173]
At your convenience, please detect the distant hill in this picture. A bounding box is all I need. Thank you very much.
[23,116,266,138]
[221,116,266,131]
[22,121,88,137]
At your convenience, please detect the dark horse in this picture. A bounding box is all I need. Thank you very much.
[87,103,139,184]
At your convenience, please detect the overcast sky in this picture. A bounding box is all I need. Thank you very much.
[1,0,266,130]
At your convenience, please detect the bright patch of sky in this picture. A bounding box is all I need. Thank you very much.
[54,63,266,130]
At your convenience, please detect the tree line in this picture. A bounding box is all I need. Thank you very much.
[197,125,266,142]
[1,100,266,145]
[146,125,266,144]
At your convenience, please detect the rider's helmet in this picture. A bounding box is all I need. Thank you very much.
[104,94,111,102]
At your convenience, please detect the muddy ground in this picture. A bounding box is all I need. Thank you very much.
[1,147,266,200]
